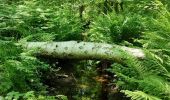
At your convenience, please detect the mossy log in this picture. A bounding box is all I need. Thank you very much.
[23,41,144,62]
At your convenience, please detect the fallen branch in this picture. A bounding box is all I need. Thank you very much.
[23,41,145,62]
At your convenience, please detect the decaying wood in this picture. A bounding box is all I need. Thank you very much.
[23,41,145,62]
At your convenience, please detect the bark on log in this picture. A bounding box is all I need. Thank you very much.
[23,41,144,62]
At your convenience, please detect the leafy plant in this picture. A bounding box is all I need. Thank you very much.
[121,90,161,100]
[1,0,170,100]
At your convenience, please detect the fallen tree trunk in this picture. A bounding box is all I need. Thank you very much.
[23,41,144,62]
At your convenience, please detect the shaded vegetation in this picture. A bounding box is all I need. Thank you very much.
[1,0,170,100]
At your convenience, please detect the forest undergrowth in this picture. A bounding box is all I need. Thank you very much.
[1,0,170,100]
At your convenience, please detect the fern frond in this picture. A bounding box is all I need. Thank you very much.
[121,90,161,100]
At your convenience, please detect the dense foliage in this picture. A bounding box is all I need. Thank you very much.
[1,0,170,100]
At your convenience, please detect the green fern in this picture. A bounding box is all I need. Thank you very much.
[121,90,161,100]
